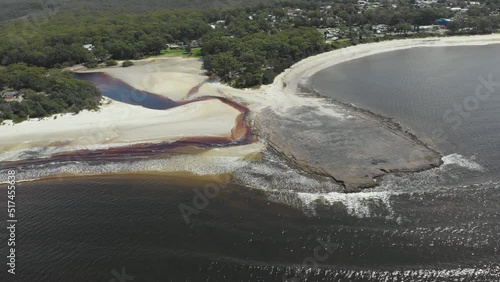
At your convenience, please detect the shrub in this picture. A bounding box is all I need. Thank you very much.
[330,40,353,50]
[122,60,134,67]
[262,69,276,85]
[105,60,118,66]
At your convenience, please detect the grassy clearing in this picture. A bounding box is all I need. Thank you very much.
[150,48,202,58]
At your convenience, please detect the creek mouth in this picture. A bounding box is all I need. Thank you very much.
[76,72,253,143]
[0,72,255,181]
[4,41,500,282]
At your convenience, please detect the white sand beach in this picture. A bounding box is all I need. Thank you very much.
[0,97,251,161]
[262,34,500,111]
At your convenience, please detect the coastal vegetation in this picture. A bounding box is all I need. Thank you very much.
[122,60,134,67]
[0,64,101,123]
[202,27,329,87]
[0,0,269,22]
[105,60,118,66]
[0,0,499,118]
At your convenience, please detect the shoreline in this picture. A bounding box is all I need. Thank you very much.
[263,34,500,104]
[253,34,500,190]
[1,34,499,187]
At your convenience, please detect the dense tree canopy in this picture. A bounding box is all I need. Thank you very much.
[0,0,498,93]
[203,27,329,87]
[0,10,214,67]
[0,0,270,22]
[0,64,101,122]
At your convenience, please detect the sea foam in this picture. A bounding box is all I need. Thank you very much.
[441,153,484,171]
[0,155,249,183]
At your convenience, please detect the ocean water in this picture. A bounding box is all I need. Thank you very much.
[1,46,500,281]
[0,174,499,281]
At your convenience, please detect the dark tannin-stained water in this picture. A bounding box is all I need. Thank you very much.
[1,47,500,281]
[1,175,499,281]
[75,72,178,110]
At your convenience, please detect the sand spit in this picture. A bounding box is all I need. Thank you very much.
[0,97,255,161]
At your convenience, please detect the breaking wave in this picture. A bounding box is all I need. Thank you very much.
[297,191,396,219]
[1,146,497,222]
[442,153,484,171]
[0,155,249,183]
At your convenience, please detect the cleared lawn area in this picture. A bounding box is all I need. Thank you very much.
[150,48,202,58]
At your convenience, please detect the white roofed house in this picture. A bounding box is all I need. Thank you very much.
[373,24,389,34]
[83,44,95,51]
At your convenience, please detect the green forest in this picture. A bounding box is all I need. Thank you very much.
[0,0,499,122]
[0,64,101,123]
[202,27,328,87]
[0,4,333,88]
[0,0,269,22]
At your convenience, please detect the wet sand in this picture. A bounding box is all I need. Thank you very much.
[253,102,442,190]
